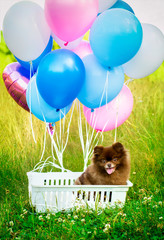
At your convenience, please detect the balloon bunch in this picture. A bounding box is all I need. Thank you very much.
[2,0,164,134]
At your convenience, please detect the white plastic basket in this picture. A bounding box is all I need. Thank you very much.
[27,172,133,212]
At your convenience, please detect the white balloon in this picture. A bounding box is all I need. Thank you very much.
[98,0,118,13]
[52,32,84,50]
[123,23,164,79]
[3,1,51,61]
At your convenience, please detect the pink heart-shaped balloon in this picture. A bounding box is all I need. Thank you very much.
[2,62,30,111]
[44,0,99,42]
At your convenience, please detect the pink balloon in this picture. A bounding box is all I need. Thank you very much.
[44,0,99,42]
[73,40,93,59]
[83,85,133,132]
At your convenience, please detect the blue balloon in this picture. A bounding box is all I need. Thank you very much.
[15,36,53,73]
[78,54,124,109]
[26,75,72,123]
[110,0,134,14]
[90,9,143,67]
[36,49,85,109]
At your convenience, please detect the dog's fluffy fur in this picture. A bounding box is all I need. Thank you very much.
[75,142,130,185]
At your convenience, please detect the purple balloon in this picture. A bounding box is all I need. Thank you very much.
[2,62,30,111]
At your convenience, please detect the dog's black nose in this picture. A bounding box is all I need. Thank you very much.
[107,163,111,168]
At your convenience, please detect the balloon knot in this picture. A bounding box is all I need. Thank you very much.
[91,108,94,112]
[64,42,69,46]
[51,122,55,127]
[48,123,54,135]
[96,129,102,133]
[56,109,60,112]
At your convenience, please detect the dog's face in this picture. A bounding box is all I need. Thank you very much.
[92,142,126,175]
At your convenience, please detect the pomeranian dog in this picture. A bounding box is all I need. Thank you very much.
[75,142,130,185]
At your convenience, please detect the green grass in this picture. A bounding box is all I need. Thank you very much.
[0,31,164,239]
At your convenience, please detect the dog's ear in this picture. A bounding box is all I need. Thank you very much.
[112,142,124,153]
[94,146,104,157]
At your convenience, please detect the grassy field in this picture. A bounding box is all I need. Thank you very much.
[0,32,164,239]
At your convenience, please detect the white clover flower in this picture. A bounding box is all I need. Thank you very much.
[58,218,63,222]
[159,217,163,220]
[158,201,162,206]
[139,189,145,193]
[81,219,85,223]
[103,224,111,233]
[38,215,44,221]
[71,220,75,224]
[105,223,111,229]
[67,214,71,218]
[9,221,14,227]
[76,207,80,212]
[74,215,78,220]
[8,228,13,233]
[153,205,158,208]
[133,172,136,175]
[118,212,123,215]
[123,214,126,217]
[143,197,148,200]
[46,214,50,220]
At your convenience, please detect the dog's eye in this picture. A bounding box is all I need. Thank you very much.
[113,158,118,162]
[102,159,106,163]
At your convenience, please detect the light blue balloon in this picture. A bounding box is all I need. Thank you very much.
[110,0,134,14]
[90,9,143,67]
[77,54,124,109]
[26,75,72,123]
[15,36,53,73]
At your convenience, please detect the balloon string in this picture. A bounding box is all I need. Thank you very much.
[47,124,64,171]
[90,70,109,131]
[77,100,103,171]
[32,156,71,173]
[125,78,134,86]
[114,95,120,143]
[39,124,47,162]
[47,102,75,172]
[99,70,109,108]
[62,101,75,153]
[32,76,59,169]
[79,71,110,171]
[77,101,85,156]
[113,77,134,143]
[29,61,36,143]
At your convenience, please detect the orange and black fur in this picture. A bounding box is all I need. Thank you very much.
[75,142,130,185]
